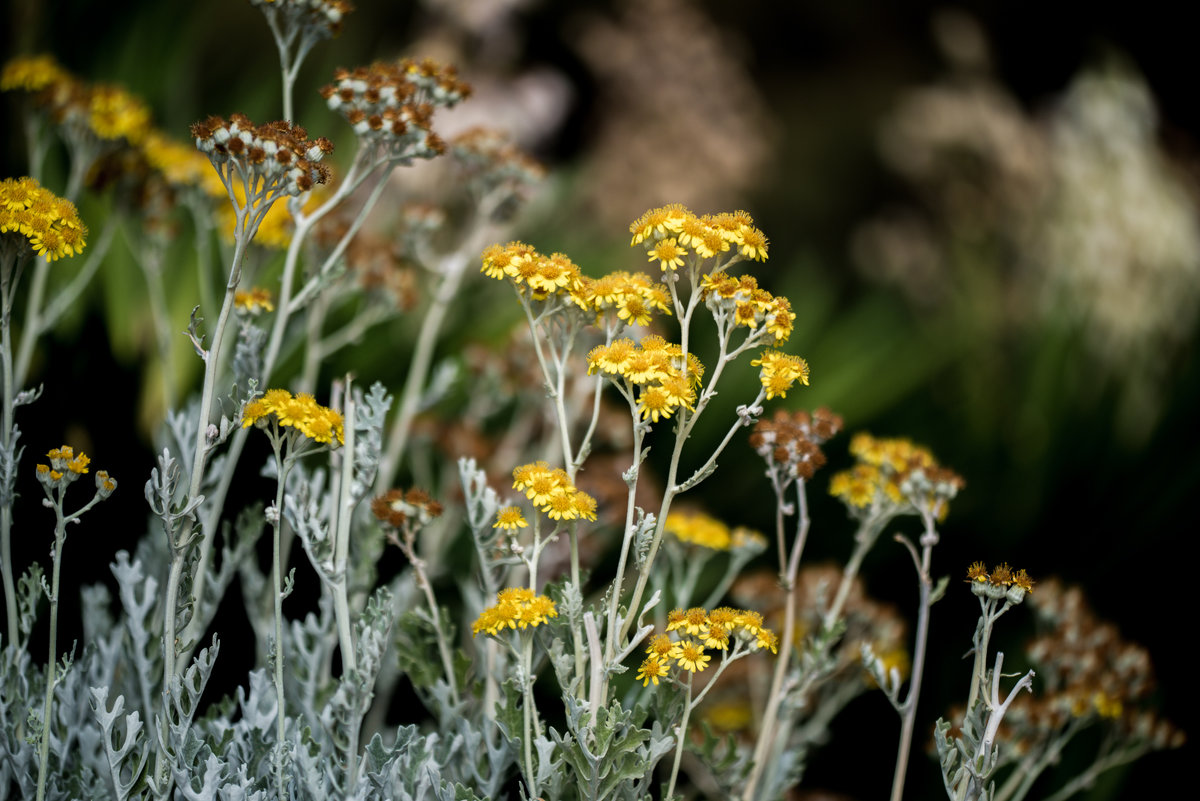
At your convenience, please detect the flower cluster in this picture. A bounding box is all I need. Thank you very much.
[750,350,810,401]
[630,204,769,267]
[35,445,115,497]
[371,488,443,528]
[965,561,1035,603]
[320,59,469,159]
[481,241,585,299]
[571,270,673,327]
[510,462,598,522]
[664,510,764,552]
[587,335,702,423]
[241,388,345,445]
[482,240,678,331]
[87,85,152,144]
[450,127,544,199]
[141,131,227,196]
[700,271,795,342]
[190,114,333,197]
[0,177,87,262]
[749,407,843,481]
[829,433,964,520]
[471,587,558,637]
[636,607,778,686]
[2,55,152,146]
[249,0,354,39]
[234,287,276,314]
[0,54,69,92]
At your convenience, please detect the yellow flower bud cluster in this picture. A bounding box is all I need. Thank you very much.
[241,388,345,445]
[35,445,115,497]
[471,587,557,637]
[0,177,87,262]
[510,462,597,522]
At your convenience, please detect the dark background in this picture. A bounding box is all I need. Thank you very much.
[3,1,1192,799]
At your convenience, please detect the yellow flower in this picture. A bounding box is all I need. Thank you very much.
[571,491,598,522]
[637,385,677,423]
[142,131,226,196]
[629,204,693,245]
[735,225,769,261]
[681,607,708,636]
[752,350,810,400]
[494,506,528,530]
[636,655,670,686]
[235,287,276,314]
[675,641,710,673]
[754,628,779,654]
[86,85,151,144]
[665,510,732,550]
[647,237,686,271]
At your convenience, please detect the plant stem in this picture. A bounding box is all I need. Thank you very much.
[823,516,884,630]
[270,437,292,801]
[34,507,66,801]
[0,251,21,642]
[376,249,470,493]
[665,672,695,800]
[889,518,938,801]
[16,216,117,391]
[520,632,538,798]
[742,478,811,801]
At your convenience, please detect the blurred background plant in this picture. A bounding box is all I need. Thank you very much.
[1,0,1191,799]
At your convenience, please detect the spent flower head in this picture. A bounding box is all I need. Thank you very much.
[372,487,443,529]
[750,407,842,481]
[321,58,469,161]
[249,0,354,39]
[191,114,332,199]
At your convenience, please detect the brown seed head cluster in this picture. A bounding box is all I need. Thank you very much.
[190,114,332,196]
[320,59,469,160]
[371,488,443,529]
[749,407,843,481]
[965,578,1185,757]
[248,0,354,39]
[450,127,544,195]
